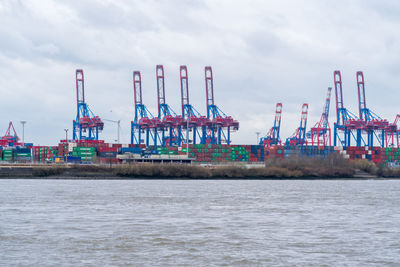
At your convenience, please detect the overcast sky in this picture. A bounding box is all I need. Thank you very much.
[1,0,400,145]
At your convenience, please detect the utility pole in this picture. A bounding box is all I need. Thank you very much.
[64,129,69,164]
[64,129,69,142]
[20,121,27,146]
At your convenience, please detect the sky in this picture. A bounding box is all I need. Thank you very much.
[1,0,400,145]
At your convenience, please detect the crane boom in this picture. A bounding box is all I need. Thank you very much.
[334,70,345,125]
[205,66,214,118]
[260,103,282,146]
[133,71,144,123]
[73,69,103,140]
[76,70,85,112]
[322,87,332,129]
[180,65,190,118]
[299,103,309,142]
[156,65,167,117]
[357,71,368,120]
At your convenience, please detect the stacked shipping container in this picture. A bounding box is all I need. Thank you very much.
[2,138,400,167]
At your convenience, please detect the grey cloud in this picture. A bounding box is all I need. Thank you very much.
[0,0,399,145]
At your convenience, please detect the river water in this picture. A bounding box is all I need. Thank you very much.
[1,179,400,266]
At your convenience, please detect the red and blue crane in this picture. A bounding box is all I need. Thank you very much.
[355,71,388,147]
[129,65,238,146]
[131,71,161,146]
[285,104,308,146]
[0,122,19,146]
[260,103,282,147]
[205,66,239,144]
[308,87,332,147]
[180,65,210,145]
[333,70,362,148]
[72,69,104,140]
[386,114,400,147]
[156,65,184,146]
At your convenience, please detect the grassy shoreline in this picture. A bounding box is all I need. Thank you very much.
[2,154,400,179]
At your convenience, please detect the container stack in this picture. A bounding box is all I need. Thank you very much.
[72,147,96,162]
[230,146,249,162]
[2,149,13,161]
[97,146,118,164]
[383,147,400,164]
[265,145,285,160]
[58,143,68,157]
[249,145,265,162]
[32,146,54,162]
[335,146,385,164]
[13,148,32,162]
[283,145,336,158]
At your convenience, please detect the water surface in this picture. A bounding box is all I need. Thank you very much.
[1,179,400,266]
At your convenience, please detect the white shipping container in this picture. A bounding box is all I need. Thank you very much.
[68,142,77,152]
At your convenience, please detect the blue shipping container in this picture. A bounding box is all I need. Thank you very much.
[120,147,142,154]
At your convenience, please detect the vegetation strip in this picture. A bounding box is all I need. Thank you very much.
[1,154,400,178]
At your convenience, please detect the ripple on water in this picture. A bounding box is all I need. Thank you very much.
[0,179,400,266]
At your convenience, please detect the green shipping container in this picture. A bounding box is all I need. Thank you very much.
[74,147,96,152]
[14,153,31,157]
[77,151,96,156]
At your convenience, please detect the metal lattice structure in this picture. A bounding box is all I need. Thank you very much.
[1,122,19,143]
[260,103,282,147]
[180,65,209,145]
[355,71,388,147]
[286,104,309,146]
[386,115,400,147]
[205,66,239,144]
[131,71,160,146]
[156,65,184,146]
[72,69,104,140]
[333,70,361,147]
[308,87,332,147]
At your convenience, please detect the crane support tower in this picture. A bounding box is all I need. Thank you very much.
[260,103,282,147]
[386,115,400,148]
[131,71,160,146]
[72,69,104,141]
[180,65,209,145]
[1,122,19,143]
[285,104,309,146]
[308,87,332,147]
[355,71,388,147]
[333,70,361,148]
[205,66,239,144]
[156,65,184,146]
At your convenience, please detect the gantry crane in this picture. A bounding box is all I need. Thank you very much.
[205,66,239,144]
[131,71,160,146]
[1,122,19,143]
[72,69,104,140]
[356,71,388,147]
[285,104,308,146]
[156,65,184,146]
[333,70,362,147]
[260,103,282,147]
[386,115,400,147]
[180,65,210,145]
[308,87,332,147]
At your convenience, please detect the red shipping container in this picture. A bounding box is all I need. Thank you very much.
[98,147,118,152]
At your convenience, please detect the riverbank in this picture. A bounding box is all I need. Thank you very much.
[1,154,399,179]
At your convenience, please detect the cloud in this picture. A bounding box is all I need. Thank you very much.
[0,0,399,145]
